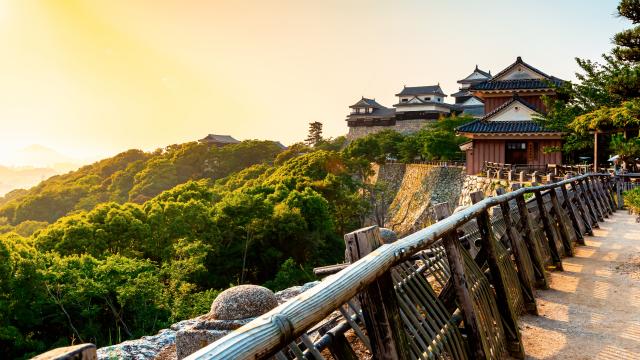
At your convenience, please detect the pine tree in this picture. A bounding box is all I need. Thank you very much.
[614,0,640,62]
[305,122,323,147]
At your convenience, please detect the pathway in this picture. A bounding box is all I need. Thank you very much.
[520,212,640,359]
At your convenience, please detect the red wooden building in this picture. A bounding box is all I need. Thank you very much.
[456,57,565,174]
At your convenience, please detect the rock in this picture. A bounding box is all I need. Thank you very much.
[97,329,176,360]
[379,228,398,243]
[210,285,278,320]
[274,281,319,304]
[174,319,252,359]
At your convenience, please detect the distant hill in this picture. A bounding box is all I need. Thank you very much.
[0,140,284,225]
[0,166,58,197]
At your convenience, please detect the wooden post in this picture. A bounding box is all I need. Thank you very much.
[560,182,586,245]
[513,186,549,289]
[548,185,574,257]
[587,176,608,221]
[617,176,624,209]
[590,176,610,218]
[533,190,564,271]
[344,226,411,360]
[470,192,525,359]
[594,130,599,173]
[601,177,617,212]
[570,181,593,235]
[519,171,525,183]
[319,326,358,360]
[582,178,604,222]
[596,177,614,214]
[433,204,486,360]
[495,188,538,314]
[577,179,600,227]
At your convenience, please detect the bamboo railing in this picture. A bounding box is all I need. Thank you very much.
[186,173,620,360]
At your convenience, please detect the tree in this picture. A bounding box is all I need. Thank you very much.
[305,122,324,147]
[614,0,640,62]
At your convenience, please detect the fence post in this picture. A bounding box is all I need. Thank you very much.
[617,176,624,209]
[590,176,610,215]
[560,182,586,245]
[585,177,607,220]
[433,204,486,360]
[470,192,525,359]
[513,185,549,289]
[596,176,614,214]
[533,189,564,271]
[344,226,411,360]
[579,178,603,224]
[548,185,574,257]
[495,188,538,314]
[602,177,617,212]
[519,171,525,183]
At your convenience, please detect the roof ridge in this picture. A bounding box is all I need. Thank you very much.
[490,56,552,81]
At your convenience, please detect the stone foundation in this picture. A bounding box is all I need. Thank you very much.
[346,119,436,141]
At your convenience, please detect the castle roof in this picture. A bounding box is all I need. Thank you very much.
[200,134,240,144]
[349,97,386,109]
[456,95,556,134]
[395,85,446,97]
[470,57,564,91]
[457,65,492,84]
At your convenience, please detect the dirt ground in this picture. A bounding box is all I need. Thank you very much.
[520,211,640,359]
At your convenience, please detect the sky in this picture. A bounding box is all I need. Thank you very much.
[0,0,630,165]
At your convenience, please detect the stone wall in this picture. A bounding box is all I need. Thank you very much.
[457,175,510,208]
[346,119,435,141]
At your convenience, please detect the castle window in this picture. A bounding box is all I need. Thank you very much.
[402,99,408,102]
[424,97,431,101]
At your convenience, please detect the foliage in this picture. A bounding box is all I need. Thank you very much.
[263,258,316,292]
[610,134,640,164]
[624,186,640,213]
[305,122,324,147]
[343,116,473,163]
[0,141,284,225]
[1,144,373,357]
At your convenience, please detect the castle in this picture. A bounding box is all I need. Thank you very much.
[345,66,491,140]
[344,57,566,172]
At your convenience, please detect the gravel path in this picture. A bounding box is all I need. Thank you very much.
[520,211,640,359]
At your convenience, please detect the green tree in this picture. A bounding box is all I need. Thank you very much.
[305,121,324,147]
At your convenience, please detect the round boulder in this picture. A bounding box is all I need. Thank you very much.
[210,285,278,320]
[379,227,398,244]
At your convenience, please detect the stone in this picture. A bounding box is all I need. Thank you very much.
[175,319,251,359]
[274,281,319,304]
[210,284,278,320]
[379,227,398,243]
[97,329,176,360]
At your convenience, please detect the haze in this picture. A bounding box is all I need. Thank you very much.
[0,0,628,164]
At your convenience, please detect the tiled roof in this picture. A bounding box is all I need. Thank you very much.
[469,56,564,91]
[492,56,550,80]
[456,120,555,133]
[470,77,563,91]
[451,89,471,97]
[350,97,386,108]
[396,85,446,97]
[200,134,240,144]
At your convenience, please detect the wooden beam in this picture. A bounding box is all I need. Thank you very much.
[344,226,411,360]
[533,190,564,270]
[433,203,486,360]
[470,192,525,359]
[495,188,538,314]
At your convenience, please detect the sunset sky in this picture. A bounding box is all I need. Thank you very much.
[0,0,628,165]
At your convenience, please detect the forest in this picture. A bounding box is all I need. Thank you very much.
[0,122,473,359]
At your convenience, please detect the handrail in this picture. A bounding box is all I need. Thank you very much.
[186,173,609,360]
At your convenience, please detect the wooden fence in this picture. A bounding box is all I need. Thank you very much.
[186,174,620,360]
